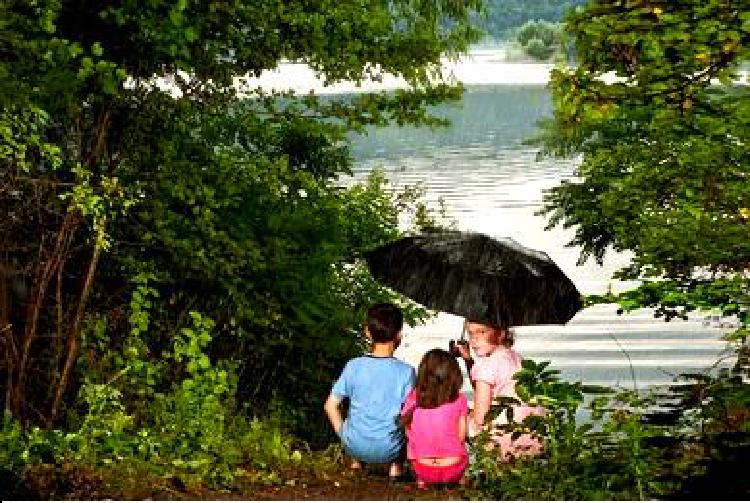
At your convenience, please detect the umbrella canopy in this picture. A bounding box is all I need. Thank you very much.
[365,230,582,328]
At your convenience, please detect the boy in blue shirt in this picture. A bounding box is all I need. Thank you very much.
[324,303,416,477]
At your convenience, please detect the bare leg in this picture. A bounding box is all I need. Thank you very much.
[388,462,403,477]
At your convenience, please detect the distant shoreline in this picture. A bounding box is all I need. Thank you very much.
[235,47,749,96]
[148,48,748,98]
[235,48,555,95]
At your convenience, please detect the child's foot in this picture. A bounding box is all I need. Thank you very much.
[388,462,403,478]
[416,479,428,490]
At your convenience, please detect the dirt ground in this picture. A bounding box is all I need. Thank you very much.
[7,462,473,500]
[232,474,469,501]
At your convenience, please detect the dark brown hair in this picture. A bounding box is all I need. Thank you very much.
[366,302,403,343]
[401,349,463,429]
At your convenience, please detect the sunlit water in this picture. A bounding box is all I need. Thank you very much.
[346,84,737,393]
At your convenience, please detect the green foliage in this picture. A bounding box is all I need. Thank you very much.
[110,140,439,440]
[0,0,485,496]
[149,312,243,483]
[479,0,585,40]
[524,37,554,60]
[468,357,750,500]
[468,359,662,500]
[538,1,750,276]
[0,107,62,172]
[534,2,750,327]
[1,306,308,489]
[0,0,480,429]
[0,412,29,474]
[513,20,563,60]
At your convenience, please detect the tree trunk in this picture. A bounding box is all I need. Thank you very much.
[49,239,102,424]
[10,211,78,420]
[0,264,9,336]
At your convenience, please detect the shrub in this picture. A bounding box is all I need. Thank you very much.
[0,309,305,491]
[514,20,562,60]
[525,38,555,60]
[466,357,750,500]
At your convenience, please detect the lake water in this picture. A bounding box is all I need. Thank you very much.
[347,84,737,391]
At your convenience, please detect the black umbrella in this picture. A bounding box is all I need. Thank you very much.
[365,230,582,328]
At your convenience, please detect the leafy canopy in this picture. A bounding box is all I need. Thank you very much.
[537,0,750,327]
[0,0,481,431]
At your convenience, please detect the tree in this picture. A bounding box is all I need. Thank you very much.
[480,0,585,40]
[514,19,563,60]
[537,1,750,341]
[0,0,481,427]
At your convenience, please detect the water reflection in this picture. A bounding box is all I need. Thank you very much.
[349,85,625,295]
[348,84,735,389]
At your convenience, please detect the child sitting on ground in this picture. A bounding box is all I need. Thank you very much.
[324,302,416,477]
[456,320,545,461]
[400,348,469,488]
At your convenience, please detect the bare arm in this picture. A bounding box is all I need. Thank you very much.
[323,393,344,435]
[471,380,493,432]
[458,413,467,441]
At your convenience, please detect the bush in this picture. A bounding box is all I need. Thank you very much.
[466,357,750,500]
[514,20,562,60]
[525,38,555,60]
[0,309,306,492]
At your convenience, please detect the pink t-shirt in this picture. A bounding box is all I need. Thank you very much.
[470,346,545,425]
[470,346,522,399]
[400,390,468,459]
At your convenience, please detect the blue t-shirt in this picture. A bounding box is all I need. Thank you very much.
[331,355,416,463]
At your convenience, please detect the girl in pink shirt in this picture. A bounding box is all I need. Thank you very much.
[456,321,545,461]
[400,349,468,488]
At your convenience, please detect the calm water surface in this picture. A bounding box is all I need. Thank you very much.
[347,85,736,390]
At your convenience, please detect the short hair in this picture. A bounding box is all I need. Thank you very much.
[366,302,403,343]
